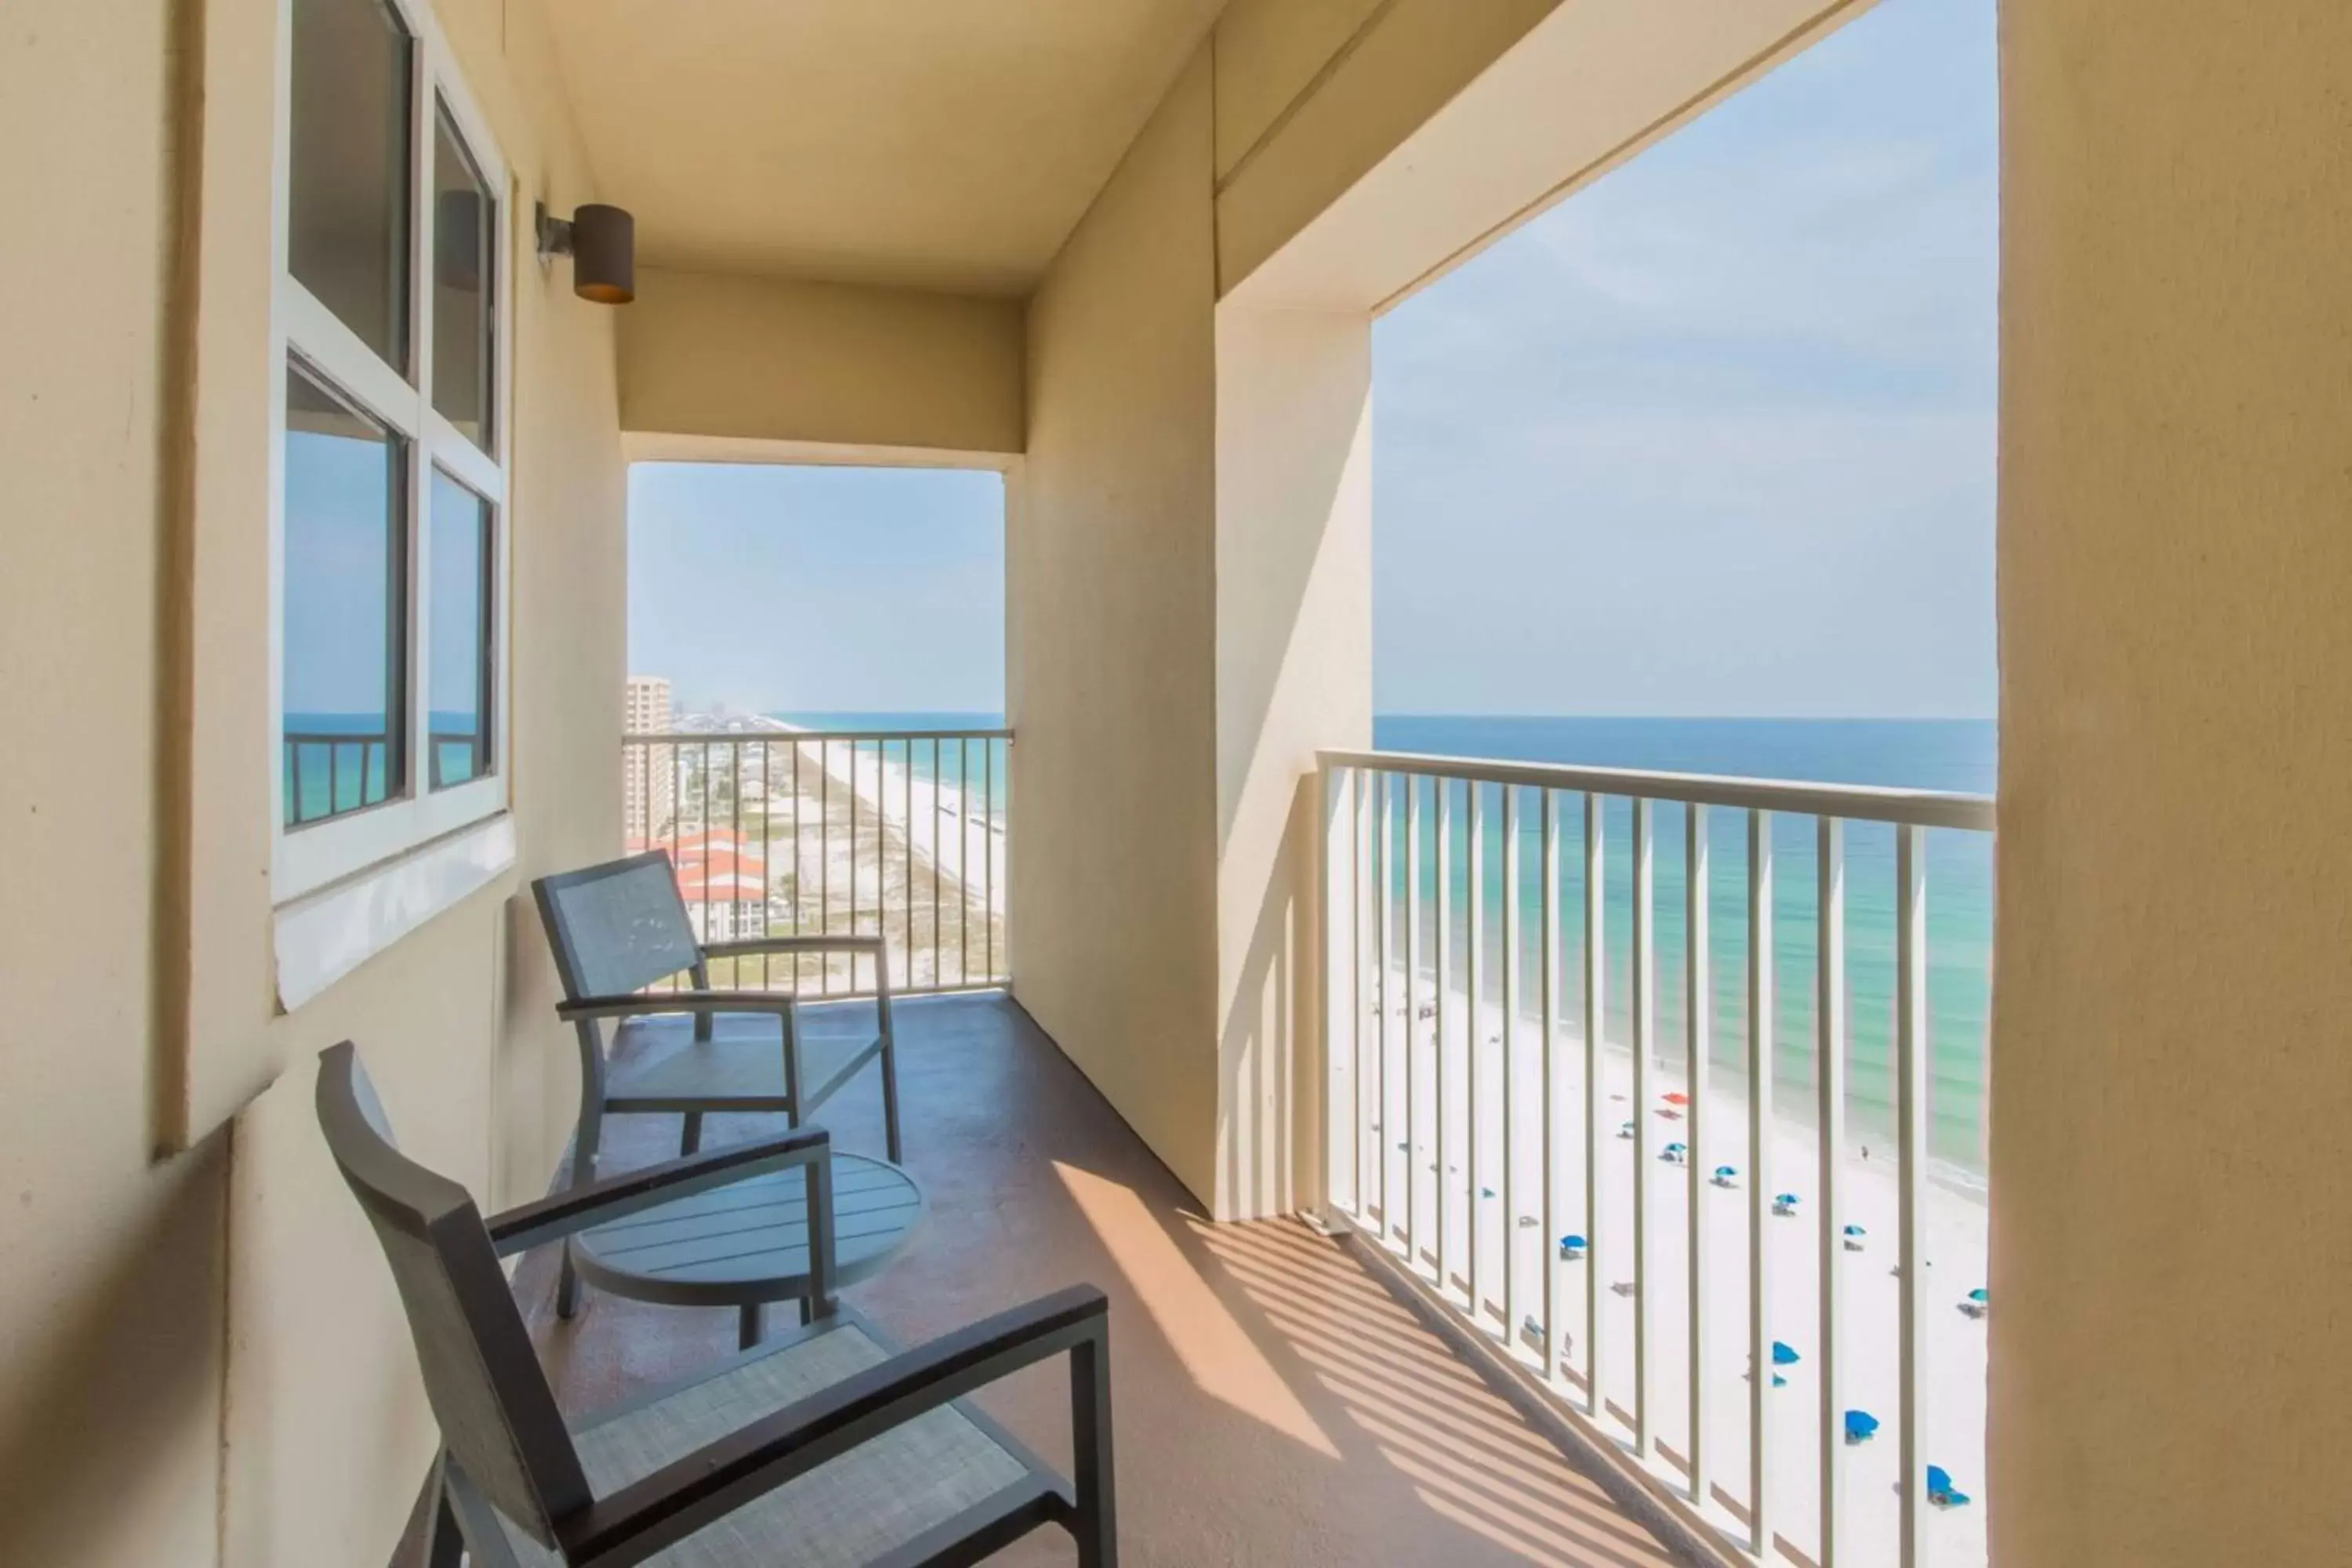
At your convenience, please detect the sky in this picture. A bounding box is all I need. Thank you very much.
[625,0,1995,721]
[628,463,1007,715]
[1374,0,1998,717]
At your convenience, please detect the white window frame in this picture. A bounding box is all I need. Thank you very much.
[268,0,516,906]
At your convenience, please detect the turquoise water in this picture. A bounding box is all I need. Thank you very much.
[1371,717,1995,1178]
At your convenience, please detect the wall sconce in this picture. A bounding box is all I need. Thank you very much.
[535,201,635,304]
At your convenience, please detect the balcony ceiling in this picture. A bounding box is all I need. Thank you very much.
[546,0,1227,296]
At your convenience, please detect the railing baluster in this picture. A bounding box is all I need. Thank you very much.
[1355,764,1371,1217]
[1582,790,1605,1417]
[1466,782,1486,1325]
[1436,777,1454,1303]
[1686,802,1711,1508]
[1540,789,1561,1383]
[1406,774,1425,1268]
[1501,784,1523,1352]
[931,738,943,988]
[958,739,971,986]
[1896,822,1929,1568]
[1632,797,1654,1453]
[1376,772,1395,1241]
[1748,808,1775,1559]
[1819,815,1848,1566]
[1323,764,1354,1219]
[985,738,996,982]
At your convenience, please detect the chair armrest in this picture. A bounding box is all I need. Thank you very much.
[485,1125,832,1256]
[557,1286,1112,1568]
[557,989,795,1024]
[699,934,884,960]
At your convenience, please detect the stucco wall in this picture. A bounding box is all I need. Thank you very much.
[619,267,1025,456]
[2,0,625,1561]
[1994,4,2352,1562]
[1011,45,1224,1205]
[0,5,227,1563]
[1213,308,1373,1219]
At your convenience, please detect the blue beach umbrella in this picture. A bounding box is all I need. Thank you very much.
[1844,1410,1881,1446]
[1842,1223,1868,1251]
[1926,1465,1973,1509]
[1661,1141,1689,1164]
[1773,1192,1801,1215]
[1771,1341,1801,1367]
[1711,1163,1740,1188]
[1559,1233,1588,1261]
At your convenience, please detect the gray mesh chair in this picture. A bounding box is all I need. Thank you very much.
[317,1043,1116,1568]
[534,851,902,1314]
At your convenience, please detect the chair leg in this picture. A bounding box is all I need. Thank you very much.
[423,1479,463,1568]
[681,1111,703,1156]
[739,1303,764,1349]
[880,1036,903,1166]
[557,1103,603,1321]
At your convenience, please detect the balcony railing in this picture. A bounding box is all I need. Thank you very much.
[1319,747,1996,1568]
[623,728,1010,996]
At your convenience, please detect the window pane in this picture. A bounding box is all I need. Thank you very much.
[289,0,413,372]
[431,103,495,448]
[283,363,407,826]
[426,470,494,789]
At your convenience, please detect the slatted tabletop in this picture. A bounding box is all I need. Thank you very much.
[572,1152,925,1313]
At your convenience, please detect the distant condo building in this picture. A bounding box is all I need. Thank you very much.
[623,675,673,839]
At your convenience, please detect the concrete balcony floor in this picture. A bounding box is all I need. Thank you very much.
[514,993,1683,1566]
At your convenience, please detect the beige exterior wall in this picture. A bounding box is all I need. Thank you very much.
[2,0,624,1560]
[1213,307,1373,1219]
[619,267,1026,457]
[0,6,227,1563]
[1011,45,1225,1206]
[1994,4,2352,1562]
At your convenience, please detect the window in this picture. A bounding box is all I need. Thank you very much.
[275,0,509,899]
[426,467,493,789]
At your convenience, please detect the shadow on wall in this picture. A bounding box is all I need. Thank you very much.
[1218,771,1321,1220]
[0,1131,227,1563]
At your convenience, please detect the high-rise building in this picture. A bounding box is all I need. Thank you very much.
[623,675,673,840]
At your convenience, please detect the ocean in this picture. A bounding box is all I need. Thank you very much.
[771,710,1994,1174]
[1373,717,1995,1181]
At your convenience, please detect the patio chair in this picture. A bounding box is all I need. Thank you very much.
[317,1044,1116,1568]
[535,851,902,1313]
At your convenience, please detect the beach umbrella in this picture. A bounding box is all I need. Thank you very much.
[1661,1142,1688,1163]
[1559,1233,1588,1261]
[1959,1287,1990,1319]
[1926,1465,1973,1509]
[1663,1091,1689,1105]
[1844,1410,1881,1446]
[1771,1341,1800,1367]
[1773,1192,1802,1215]
[1711,1163,1740,1188]
[1618,1119,1636,1139]
[1842,1223,1868,1251]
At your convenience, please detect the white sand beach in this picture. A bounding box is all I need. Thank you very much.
[1345,974,1988,1568]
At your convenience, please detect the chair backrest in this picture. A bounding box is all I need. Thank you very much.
[316,1044,589,1549]
[532,850,704,1000]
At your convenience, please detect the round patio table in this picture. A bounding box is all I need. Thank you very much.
[570,1151,924,1347]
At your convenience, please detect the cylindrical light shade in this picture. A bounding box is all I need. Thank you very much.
[569,204,634,303]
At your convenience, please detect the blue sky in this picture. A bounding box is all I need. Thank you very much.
[629,463,1007,714]
[1374,0,1997,717]
[626,0,1995,720]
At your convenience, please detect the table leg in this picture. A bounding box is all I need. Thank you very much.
[739,1304,763,1349]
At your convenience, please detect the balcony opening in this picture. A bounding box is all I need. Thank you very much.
[626,461,1007,994]
[1345,0,1997,1563]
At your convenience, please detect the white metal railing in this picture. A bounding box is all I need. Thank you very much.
[1319,747,1995,1568]
[623,728,1010,996]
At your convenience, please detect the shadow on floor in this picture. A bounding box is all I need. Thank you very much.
[512,993,1683,1566]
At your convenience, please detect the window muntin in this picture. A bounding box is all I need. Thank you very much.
[430,100,495,448]
[426,468,493,789]
[282,362,408,827]
[287,0,414,373]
